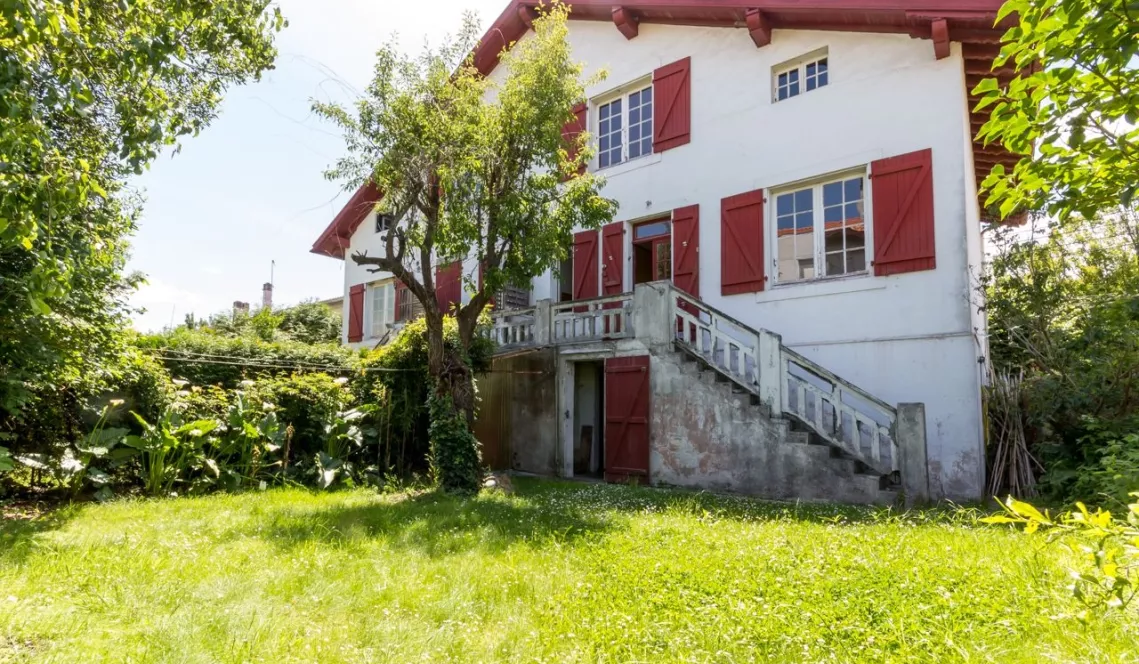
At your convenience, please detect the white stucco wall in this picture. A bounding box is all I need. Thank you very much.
[539,22,982,499]
[333,21,987,499]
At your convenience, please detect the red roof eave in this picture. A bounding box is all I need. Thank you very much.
[310,182,383,259]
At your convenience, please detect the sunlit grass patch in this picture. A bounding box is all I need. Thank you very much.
[1,479,1135,663]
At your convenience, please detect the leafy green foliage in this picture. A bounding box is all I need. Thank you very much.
[135,328,358,389]
[0,0,284,418]
[985,211,1139,502]
[249,373,354,467]
[355,316,494,477]
[976,0,1139,220]
[427,392,482,494]
[122,411,220,497]
[984,493,1139,622]
[276,301,342,344]
[315,2,612,493]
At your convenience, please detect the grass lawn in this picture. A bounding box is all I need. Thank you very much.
[1,479,1136,663]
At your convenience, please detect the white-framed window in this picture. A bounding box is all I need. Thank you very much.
[773,171,868,283]
[596,83,653,169]
[368,281,394,338]
[375,213,394,234]
[774,51,829,102]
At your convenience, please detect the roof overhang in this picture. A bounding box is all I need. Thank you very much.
[310,182,382,259]
[313,0,1015,256]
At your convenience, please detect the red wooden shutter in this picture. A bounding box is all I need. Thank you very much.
[435,261,462,313]
[562,102,588,176]
[393,280,404,321]
[601,222,625,296]
[721,189,765,295]
[653,57,691,153]
[347,284,365,342]
[672,205,699,297]
[572,229,599,300]
[604,355,651,484]
[871,148,936,276]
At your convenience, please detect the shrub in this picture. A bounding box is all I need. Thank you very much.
[355,316,494,477]
[248,373,353,467]
[135,328,358,389]
[985,211,1139,503]
[277,301,341,344]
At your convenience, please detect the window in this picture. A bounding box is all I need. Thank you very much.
[597,84,653,169]
[375,213,394,234]
[495,284,531,310]
[774,52,828,102]
[395,282,424,323]
[774,174,867,283]
[369,282,393,338]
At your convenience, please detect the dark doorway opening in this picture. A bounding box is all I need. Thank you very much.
[633,218,671,285]
[558,255,574,302]
[572,361,605,477]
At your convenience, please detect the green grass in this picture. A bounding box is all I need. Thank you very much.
[1,479,1136,663]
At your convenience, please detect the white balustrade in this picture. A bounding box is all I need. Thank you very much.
[781,348,898,475]
[486,308,537,348]
[551,294,633,343]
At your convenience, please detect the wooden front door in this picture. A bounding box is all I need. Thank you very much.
[604,355,651,484]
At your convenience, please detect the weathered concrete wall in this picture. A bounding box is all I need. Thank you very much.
[650,348,889,504]
[473,348,559,475]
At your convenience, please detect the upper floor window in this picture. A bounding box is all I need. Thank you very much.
[376,213,394,234]
[774,172,866,283]
[774,51,829,102]
[597,84,653,169]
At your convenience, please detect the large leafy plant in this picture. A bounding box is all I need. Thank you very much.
[123,410,219,497]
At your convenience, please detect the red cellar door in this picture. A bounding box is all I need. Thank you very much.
[604,355,651,484]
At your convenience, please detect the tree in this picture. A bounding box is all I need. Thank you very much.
[314,3,617,492]
[0,1,285,414]
[975,0,1139,221]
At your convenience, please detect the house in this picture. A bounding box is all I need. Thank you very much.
[311,0,1015,503]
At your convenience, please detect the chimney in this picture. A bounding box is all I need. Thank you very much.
[232,301,249,317]
[262,282,273,310]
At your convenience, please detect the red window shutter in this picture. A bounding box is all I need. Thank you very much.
[721,189,765,295]
[601,222,625,296]
[572,229,599,300]
[435,261,462,313]
[871,148,936,276]
[393,280,403,321]
[561,102,588,177]
[653,57,691,153]
[347,284,365,342]
[672,205,699,297]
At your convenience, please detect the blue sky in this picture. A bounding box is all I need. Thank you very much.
[128,0,506,331]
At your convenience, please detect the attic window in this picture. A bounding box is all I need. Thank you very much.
[376,214,394,233]
[774,50,829,102]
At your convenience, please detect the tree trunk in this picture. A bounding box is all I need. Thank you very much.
[424,313,482,493]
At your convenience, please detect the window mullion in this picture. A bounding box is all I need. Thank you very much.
[623,93,631,163]
[813,186,825,275]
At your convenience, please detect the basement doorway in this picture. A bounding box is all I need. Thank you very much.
[572,360,605,478]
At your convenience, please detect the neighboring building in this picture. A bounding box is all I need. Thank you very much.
[317,295,344,315]
[311,0,1015,503]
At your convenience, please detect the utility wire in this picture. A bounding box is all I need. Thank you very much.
[144,352,416,373]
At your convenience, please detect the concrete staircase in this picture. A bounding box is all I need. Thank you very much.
[652,343,898,505]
